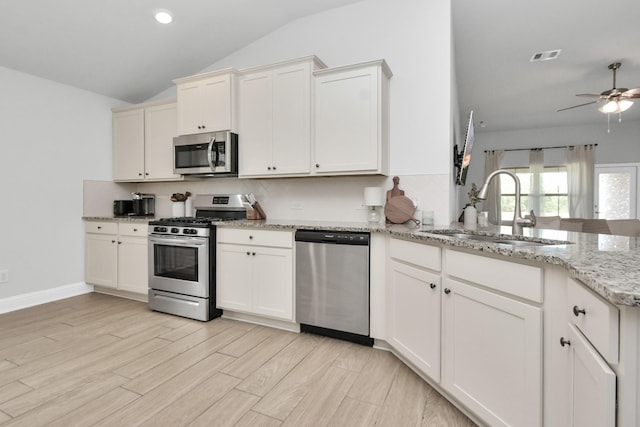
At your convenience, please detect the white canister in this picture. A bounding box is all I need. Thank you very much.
[464,205,478,229]
[172,201,185,217]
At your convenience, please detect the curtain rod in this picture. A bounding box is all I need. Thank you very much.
[484,143,597,153]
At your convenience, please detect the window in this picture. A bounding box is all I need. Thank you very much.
[500,166,569,223]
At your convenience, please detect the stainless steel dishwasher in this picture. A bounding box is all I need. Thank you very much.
[295,230,372,346]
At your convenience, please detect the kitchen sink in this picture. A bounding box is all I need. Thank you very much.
[427,230,571,247]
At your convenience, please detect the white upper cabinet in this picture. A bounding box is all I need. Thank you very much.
[144,102,181,181]
[112,99,181,182]
[174,69,237,135]
[112,108,144,181]
[313,60,391,176]
[238,56,325,177]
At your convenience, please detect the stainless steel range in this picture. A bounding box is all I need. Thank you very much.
[147,194,246,321]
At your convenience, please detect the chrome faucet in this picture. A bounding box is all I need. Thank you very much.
[477,169,536,235]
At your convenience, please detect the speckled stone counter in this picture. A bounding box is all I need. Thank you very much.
[216,219,640,308]
[83,216,154,223]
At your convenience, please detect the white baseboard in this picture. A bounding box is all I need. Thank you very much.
[0,282,94,314]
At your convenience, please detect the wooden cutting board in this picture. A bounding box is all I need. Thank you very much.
[385,195,420,225]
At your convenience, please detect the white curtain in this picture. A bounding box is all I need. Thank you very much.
[566,145,596,218]
[528,149,544,215]
[484,150,504,224]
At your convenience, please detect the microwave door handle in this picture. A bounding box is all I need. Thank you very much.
[207,136,216,171]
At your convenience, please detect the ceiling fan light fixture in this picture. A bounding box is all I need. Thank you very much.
[598,99,634,114]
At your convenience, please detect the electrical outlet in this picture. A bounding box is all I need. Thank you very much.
[291,202,303,210]
[0,269,8,284]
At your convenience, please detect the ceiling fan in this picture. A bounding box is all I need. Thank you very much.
[558,62,640,113]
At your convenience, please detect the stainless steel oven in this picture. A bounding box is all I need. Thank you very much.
[148,224,217,321]
[147,194,246,321]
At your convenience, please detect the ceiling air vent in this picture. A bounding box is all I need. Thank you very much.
[530,49,562,62]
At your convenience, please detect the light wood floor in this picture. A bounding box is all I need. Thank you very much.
[0,293,476,426]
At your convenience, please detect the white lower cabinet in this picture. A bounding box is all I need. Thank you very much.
[441,277,542,427]
[217,228,293,321]
[86,232,118,288]
[386,240,543,427]
[85,221,148,295]
[564,324,616,427]
[554,278,619,427]
[388,239,441,381]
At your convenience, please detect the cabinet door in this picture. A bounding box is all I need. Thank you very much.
[252,247,293,321]
[176,81,205,135]
[567,324,616,427]
[314,65,380,174]
[272,62,311,175]
[442,278,542,427]
[238,71,273,176]
[86,233,118,288]
[144,102,181,181]
[388,260,441,381]
[113,108,144,181]
[216,243,252,313]
[201,74,232,132]
[117,236,148,294]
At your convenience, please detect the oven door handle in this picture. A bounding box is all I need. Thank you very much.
[148,236,207,246]
[207,135,216,171]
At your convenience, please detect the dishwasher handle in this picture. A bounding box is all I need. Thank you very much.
[295,230,369,245]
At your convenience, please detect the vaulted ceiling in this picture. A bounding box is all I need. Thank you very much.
[2,0,639,132]
[453,0,640,132]
[0,0,362,103]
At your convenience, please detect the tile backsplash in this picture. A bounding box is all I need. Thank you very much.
[84,174,451,224]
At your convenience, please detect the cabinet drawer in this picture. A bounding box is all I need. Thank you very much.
[445,250,543,303]
[118,223,148,237]
[567,278,619,364]
[390,238,441,272]
[217,227,293,248]
[86,221,118,235]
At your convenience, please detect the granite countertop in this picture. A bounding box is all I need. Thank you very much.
[83,215,640,307]
[83,216,155,223]
[216,219,640,308]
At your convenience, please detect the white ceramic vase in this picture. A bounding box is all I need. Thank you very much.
[464,205,478,229]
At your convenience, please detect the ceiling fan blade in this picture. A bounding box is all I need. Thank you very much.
[576,93,607,99]
[557,100,597,112]
[622,87,640,98]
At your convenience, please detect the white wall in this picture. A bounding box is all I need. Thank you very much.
[148,0,455,222]
[0,66,125,299]
[457,119,640,213]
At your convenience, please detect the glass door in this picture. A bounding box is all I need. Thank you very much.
[594,165,638,219]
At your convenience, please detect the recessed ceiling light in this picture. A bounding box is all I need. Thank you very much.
[155,11,173,24]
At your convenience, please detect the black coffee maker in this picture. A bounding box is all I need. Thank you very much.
[131,193,155,216]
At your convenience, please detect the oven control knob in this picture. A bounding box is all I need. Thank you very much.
[171,228,179,233]
[184,229,195,235]
[154,227,161,232]
[155,227,167,232]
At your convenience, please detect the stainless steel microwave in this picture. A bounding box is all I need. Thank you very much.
[173,131,238,176]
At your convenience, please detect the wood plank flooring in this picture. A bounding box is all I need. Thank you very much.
[0,293,476,426]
